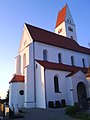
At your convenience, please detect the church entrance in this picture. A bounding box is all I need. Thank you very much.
[77,82,88,109]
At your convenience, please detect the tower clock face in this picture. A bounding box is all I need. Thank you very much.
[58,28,62,33]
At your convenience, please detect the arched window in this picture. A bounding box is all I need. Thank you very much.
[54,76,59,93]
[43,49,48,61]
[82,58,85,67]
[71,36,73,39]
[23,53,26,74]
[67,19,69,22]
[58,53,62,63]
[71,56,74,66]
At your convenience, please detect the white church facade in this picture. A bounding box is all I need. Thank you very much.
[9,4,90,109]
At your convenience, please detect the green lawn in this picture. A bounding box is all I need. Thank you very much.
[70,111,90,120]
[65,103,90,120]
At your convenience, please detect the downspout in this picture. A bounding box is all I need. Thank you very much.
[44,69,47,108]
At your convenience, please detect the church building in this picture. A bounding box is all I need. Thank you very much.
[9,4,90,109]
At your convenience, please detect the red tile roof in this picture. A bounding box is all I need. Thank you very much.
[86,74,90,79]
[36,60,87,74]
[55,4,67,28]
[86,67,90,79]
[9,74,25,84]
[25,23,90,55]
[66,71,80,77]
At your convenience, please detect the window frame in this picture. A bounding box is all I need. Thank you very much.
[43,49,48,61]
[54,76,59,93]
[82,58,85,67]
[58,53,62,63]
[71,56,74,66]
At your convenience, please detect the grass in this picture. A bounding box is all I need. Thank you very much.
[70,111,90,120]
[65,103,90,120]
[65,106,90,120]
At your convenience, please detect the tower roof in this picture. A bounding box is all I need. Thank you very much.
[55,4,67,28]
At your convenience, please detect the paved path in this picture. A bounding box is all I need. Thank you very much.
[10,108,79,120]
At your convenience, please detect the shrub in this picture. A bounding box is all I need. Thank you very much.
[65,106,76,115]
[73,102,80,112]
[65,103,80,115]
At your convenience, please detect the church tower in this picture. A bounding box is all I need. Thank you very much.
[55,4,77,42]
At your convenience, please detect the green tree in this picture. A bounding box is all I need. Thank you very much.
[5,90,9,105]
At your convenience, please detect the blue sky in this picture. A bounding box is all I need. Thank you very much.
[0,0,90,99]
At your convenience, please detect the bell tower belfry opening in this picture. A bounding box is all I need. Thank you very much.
[55,4,77,42]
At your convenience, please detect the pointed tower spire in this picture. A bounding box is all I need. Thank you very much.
[55,4,77,42]
[55,4,67,28]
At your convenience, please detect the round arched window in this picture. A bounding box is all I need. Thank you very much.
[19,90,24,95]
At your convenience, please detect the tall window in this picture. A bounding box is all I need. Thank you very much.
[54,76,59,93]
[71,56,74,66]
[82,58,85,67]
[43,49,48,61]
[58,53,62,63]
[23,53,26,74]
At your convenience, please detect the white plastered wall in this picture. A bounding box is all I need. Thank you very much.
[15,55,21,74]
[70,71,88,103]
[14,23,35,108]
[35,61,46,108]
[66,77,74,106]
[34,42,90,68]
[16,24,33,75]
[24,62,35,108]
[45,69,69,107]
[55,22,66,37]
[65,22,77,41]
[9,82,24,109]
